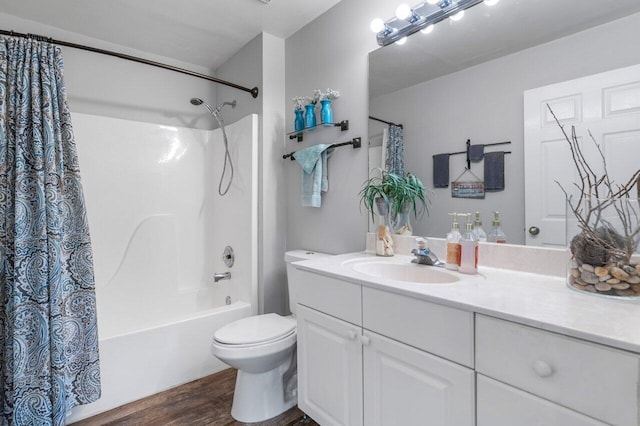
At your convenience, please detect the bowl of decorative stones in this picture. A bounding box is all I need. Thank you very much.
[568,259,640,299]
[565,195,640,300]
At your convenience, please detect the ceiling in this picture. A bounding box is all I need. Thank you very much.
[370,0,640,98]
[0,0,343,71]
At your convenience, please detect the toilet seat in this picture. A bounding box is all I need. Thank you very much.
[214,313,296,347]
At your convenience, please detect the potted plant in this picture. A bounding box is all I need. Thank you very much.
[359,169,430,236]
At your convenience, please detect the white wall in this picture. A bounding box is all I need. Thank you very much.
[0,13,217,129]
[1,13,287,314]
[215,33,288,315]
[287,3,640,249]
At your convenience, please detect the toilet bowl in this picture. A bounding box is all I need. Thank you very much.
[211,250,329,423]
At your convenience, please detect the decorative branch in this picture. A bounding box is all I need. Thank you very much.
[547,104,640,265]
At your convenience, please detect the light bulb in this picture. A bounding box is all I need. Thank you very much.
[370,18,385,33]
[396,4,412,20]
[484,0,499,5]
[450,10,465,21]
[395,37,408,45]
[426,0,439,4]
[420,24,434,34]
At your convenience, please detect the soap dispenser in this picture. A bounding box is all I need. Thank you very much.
[488,211,507,244]
[445,213,462,271]
[459,214,478,274]
[472,211,487,242]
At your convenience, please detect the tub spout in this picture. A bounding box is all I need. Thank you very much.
[214,272,231,282]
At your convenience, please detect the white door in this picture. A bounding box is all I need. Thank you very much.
[363,330,475,426]
[296,305,363,426]
[524,64,640,246]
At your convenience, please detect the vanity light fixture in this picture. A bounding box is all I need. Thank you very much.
[450,9,465,21]
[371,0,493,46]
[420,24,434,34]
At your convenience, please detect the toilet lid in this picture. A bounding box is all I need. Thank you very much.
[214,313,296,345]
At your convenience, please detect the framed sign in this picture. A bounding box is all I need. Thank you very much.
[451,169,485,199]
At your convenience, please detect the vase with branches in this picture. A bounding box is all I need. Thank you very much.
[549,106,640,298]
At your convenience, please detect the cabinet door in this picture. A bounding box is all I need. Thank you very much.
[477,375,607,426]
[297,305,363,426]
[363,331,475,426]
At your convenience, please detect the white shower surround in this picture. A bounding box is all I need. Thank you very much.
[66,113,259,422]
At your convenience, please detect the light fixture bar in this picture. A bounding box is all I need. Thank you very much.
[376,0,484,46]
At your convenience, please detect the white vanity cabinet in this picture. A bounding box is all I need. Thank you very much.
[295,269,475,426]
[294,253,640,425]
[297,305,363,426]
[476,315,640,426]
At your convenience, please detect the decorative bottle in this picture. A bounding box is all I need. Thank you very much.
[294,109,304,132]
[488,211,507,243]
[472,211,487,242]
[304,104,317,129]
[445,213,461,271]
[459,214,479,274]
[320,99,333,126]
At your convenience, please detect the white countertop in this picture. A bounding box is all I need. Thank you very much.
[294,251,640,354]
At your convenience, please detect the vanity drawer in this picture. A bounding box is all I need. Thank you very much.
[294,269,362,326]
[476,315,640,426]
[477,375,607,426]
[362,287,474,367]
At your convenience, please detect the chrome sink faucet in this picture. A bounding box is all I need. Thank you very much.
[411,237,445,267]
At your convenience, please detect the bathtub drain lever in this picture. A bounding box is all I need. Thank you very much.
[214,272,231,282]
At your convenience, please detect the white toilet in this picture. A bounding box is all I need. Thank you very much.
[211,250,328,423]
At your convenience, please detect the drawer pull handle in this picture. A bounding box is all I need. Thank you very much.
[532,360,554,378]
[361,335,371,346]
[347,330,358,341]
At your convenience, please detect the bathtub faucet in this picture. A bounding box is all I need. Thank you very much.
[214,272,231,282]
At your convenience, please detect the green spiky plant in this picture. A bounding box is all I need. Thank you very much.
[359,169,430,225]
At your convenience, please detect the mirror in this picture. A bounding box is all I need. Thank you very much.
[368,0,640,245]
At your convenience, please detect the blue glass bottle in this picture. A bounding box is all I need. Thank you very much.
[304,104,316,129]
[320,99,333,126]
[294,109,304,132]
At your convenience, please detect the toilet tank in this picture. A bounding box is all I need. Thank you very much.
[285,250,331,315]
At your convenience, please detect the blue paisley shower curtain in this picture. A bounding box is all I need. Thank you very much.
[385,124,404,176]
[0,37,101,425]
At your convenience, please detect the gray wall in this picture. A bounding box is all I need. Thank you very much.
[286,3,640,251]
[284,0,391,255]
[371,12,640,244]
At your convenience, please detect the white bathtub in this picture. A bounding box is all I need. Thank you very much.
[67,301,251,422]
[67,113,259,422]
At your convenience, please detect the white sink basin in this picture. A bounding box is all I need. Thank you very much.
[344,258,459,284]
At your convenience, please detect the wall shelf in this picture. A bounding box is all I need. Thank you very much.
[288,120,349,142]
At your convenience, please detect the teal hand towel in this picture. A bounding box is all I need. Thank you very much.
[294,144,335,207]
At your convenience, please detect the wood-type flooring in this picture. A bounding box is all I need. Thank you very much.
[72,368,319,425]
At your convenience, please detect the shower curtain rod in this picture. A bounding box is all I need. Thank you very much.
[368,116,403,128]
[0,29,260,99]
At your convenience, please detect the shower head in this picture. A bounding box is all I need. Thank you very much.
[190,97,215,115]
